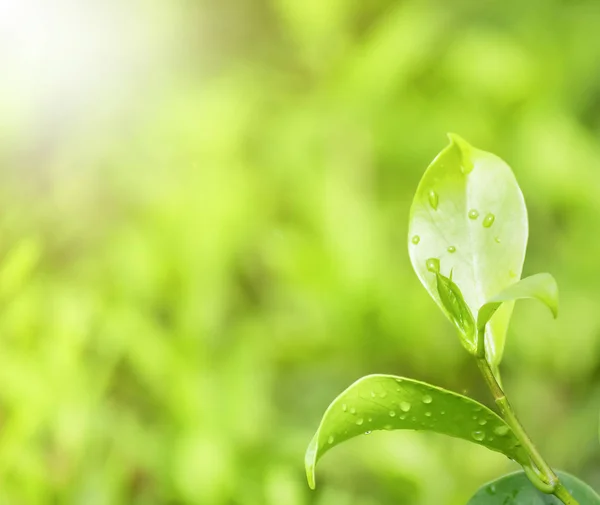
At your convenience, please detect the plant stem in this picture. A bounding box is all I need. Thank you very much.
[476,357,579,505]
[555,483,581,505]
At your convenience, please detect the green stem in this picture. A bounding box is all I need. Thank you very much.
[555,483,581,505]
[476,356,579,505]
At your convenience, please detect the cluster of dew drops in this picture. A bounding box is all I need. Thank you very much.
[411,189,499,253]
[327,378,514,446]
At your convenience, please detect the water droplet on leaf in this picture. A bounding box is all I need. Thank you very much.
[494,236,501,243]
[447,245,456,253]
[399,402,411,412]
[425,411,432,417]
[494,425,509,436]
[472,431,485,441]
[411,235,420,245]
[478,419,488,426]
[364,431,371,435]
[389,411,396,417]
[468,209,479,220]
[342,404,347,412]
[349,407,356,415]
[422,395,433,404]
[327,435,335,444]
[356,418,364,426]
[426,258,440,273]
[428,190,439,210]
[483,213,495,228]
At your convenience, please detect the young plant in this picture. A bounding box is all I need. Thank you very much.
[304,135,600,504]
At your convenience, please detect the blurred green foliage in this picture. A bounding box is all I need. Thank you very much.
[1,0,600,504]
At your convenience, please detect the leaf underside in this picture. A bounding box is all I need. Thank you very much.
[305,374,529,489]
[467,471,600,504]
[408,134,528,367]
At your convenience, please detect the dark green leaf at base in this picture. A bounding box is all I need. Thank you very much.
[467,471,600,504]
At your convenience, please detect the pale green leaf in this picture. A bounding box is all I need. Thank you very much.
[467,470,600,504]
[305,374,529,489]
[477,273,559,333]
[408,134,528,367]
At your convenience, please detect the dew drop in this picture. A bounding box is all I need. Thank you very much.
[364,431,371,435]
[440,410,446,415]
[368,417,372,423]
[384,424,393,430]
[425,258,440,273]
[468,209,479,220]
[447,245,456,253]
[399,401,411,412]
[356,418,364,426]
[370,391,376,398]
[483,213,495,228]
[399,413,407,420]
[389,411,396,417]
[342,404,348,412]
[478,419,488,426]
[422,395,433,404]
[327,435,335,444]
[425,411,432,417]
[494,425,510,436]
[428,190,439,210]
[349,407,356,415]
[411,235,420,245]
[472,431,485,441]
[494,236,501,243]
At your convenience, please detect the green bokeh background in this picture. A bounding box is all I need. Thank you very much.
[1,1,600,503]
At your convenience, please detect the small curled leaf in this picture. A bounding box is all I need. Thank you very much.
[477,273,559,333]
[434,270,476,354]
[305,374,529,490]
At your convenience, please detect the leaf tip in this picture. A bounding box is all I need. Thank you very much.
[306,465,316,490]
[304,434,318,490]
[446,132,475,173]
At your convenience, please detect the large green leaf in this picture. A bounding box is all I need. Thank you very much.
[467,471,600,504]
[477,273,559,334]
[408,134,528,367]
[305,374,529,489]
